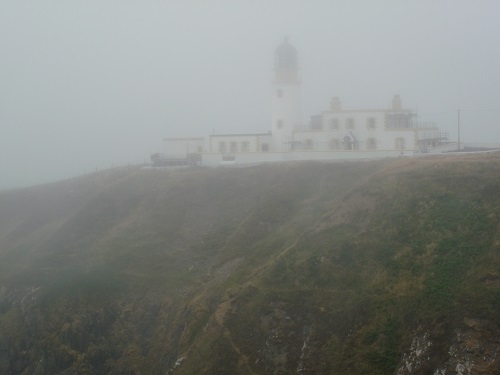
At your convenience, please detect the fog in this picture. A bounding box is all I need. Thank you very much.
[1,0,499,189]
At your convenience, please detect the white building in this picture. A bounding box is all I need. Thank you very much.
[153,38,452,167]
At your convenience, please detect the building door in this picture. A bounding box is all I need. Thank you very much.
[343,136,352,150]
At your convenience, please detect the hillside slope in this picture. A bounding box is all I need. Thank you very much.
[0,153,499,374]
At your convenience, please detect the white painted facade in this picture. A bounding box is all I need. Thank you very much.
[294,96,442,154]
[155,39,451,167]
[271,38,302,152]
[208,133,273,154]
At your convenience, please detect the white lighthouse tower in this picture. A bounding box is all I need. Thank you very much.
[272,38,302,152]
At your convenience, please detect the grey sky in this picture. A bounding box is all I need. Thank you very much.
[1,0,499,189]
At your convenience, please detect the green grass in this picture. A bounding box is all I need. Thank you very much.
[0,154,499,374]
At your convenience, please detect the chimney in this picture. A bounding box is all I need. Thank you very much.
[331,97,342,111]
[392,94,402,111]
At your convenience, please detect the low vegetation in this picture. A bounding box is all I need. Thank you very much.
[0,153,499,374]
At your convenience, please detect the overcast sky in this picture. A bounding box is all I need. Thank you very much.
[1,0,499,189]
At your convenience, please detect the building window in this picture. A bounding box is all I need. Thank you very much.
[395,137,406,150]
[241,141,249,152]
[366,137,377,150]
[229,141,238,153]
[197,146,203,153]
[261,143,269,152]
[330,118,339,130]
[304,139,313,150]
[329,138,341,150]
[387,113,413,128]
[367,117,376,129]
[310,115,323,130]
[218,141,227,153]
[346,118,355,129]
[222,154,235,161]
[276,89,283,98]
[276,119,284,129]
[342,135,354,150]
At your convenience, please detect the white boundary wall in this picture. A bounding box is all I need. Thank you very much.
[427,143,460,153]
[201,150,417,166]
[464,143,500,149]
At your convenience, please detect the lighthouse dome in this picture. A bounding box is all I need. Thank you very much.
[275,37,297,70]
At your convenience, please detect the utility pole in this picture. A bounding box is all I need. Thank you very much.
[457,109,461,151]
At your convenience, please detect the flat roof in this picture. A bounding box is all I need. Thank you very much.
[210,133,271,138]
[321,108,414,115]
[163,137,205,141]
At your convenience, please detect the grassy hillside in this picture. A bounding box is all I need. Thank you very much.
[0,153,499,374]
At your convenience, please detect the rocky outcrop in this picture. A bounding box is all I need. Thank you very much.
[397,318,499,375]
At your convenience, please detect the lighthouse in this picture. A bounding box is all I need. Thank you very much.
[272,38,302,152]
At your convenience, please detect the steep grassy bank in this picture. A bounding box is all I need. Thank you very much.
[0,153,499,374]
